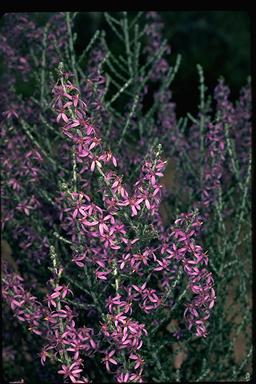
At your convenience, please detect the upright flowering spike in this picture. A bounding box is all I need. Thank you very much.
[201,122,225,213]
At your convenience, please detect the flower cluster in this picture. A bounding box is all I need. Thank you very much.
[1,119,52,267]
[2,264,44,336]
[170,212,216,337]
[232,81,251,173]
[2,256,94,383]
[201,122,225,212]
[49,71,216,380]
[144,12,171,81]
[101,308,146,382]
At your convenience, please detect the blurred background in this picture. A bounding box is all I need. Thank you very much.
[73,11,251,116]
[0,11,251,116]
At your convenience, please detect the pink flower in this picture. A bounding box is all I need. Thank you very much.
[102,350,118,372]
[101,150,117,167]
[116,372,132,382]
[166,243,187,261]
[2,108,19,119]
[107,172,127,197]
[7,178,22,191]
[129,353,145,370]
[72,201,90,219]
[89,153,103,172]
[132,282,147,295]
[118,253,131,270]
[72,252,87,268]
[121,237,139,251]
[16,200,33,216]
[46,285,73,307]
[39,347,50,366]
[106,294,122,313]
[130,369,144,382]
[118,196,144,216]
[154,257,170,271]
[58,360,83,383]
[96,269,112,280]
[56,109,69,123]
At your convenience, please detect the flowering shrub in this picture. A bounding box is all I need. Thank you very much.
[1,11,251,383]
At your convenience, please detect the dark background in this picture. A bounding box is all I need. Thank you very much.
[73,11,251,116]
[0,11,251,116]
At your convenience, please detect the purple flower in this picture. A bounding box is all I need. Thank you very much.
[58,360,83,383]
[129,353,145,370]
[102,350,118,372]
